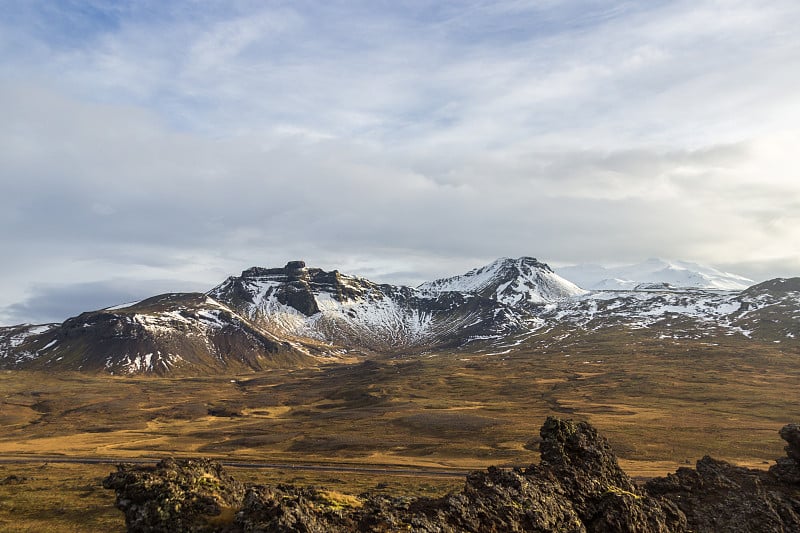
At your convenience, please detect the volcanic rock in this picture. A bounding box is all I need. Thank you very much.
[102,458,245,532]
[530,417,685,532]
[770,423,800,484]
[645,423,800,532]
[103,418,800,532]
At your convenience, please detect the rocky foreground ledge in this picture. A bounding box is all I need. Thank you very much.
[104,417,800,532]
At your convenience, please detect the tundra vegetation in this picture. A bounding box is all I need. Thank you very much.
[1,328,798,531]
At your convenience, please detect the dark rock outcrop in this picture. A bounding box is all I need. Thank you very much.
[104,418,800,533]
[646,422,800,533]
[103,458,245,532]
[770,423,800,484]
[528,418,685,532]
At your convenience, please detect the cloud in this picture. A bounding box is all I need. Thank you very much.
[1,1,799,324]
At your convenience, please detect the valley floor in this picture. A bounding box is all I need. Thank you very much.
[1,329,799,530]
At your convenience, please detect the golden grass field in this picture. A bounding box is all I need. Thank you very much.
[1,328,799,531]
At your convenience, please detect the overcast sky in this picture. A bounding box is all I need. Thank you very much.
[2,0,799,325]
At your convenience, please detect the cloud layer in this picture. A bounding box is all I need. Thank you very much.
[2,1,800,324]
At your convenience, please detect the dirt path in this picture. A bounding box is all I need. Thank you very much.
[0,455,471,478]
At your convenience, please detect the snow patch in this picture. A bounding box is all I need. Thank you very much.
[106,299,144,311]
[39,339,58,351]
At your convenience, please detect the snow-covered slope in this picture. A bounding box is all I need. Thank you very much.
[0,293,316,375]
[482,277,800,356]
[1,258,795,375]
[2,257,573,372]
[207,260,526,352]
[419,257,587,305]
[557,258,754,291]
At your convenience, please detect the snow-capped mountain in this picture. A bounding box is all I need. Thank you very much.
[207,260,527,352]
[0,293,318,375]
[483,276,800,355]
[0,257,580,372]
[556,258,754,291]
[0,257,795,375]
[419,257,587,305]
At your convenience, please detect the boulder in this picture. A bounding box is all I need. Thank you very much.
[770,423,800,484]
[102,458,245,532]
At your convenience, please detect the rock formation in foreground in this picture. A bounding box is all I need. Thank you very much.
[103,418,800,532]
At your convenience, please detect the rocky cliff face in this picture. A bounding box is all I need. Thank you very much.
[103,417,800,532]
[207,260,529,353]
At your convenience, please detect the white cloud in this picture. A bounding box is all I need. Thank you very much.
[1,0,799,323]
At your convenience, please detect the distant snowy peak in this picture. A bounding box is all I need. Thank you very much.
[557,259,754,291]
[419,257,587,305]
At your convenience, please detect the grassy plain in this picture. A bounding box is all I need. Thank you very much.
[1,329,799,531]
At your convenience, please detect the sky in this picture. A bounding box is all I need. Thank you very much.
[2,0,799,325]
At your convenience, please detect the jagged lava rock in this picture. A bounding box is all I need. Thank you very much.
[105,417,687,532]
[528,417,685,533]
[103,419,800,532]
[646,423,800,532]
[770,423,800,485]
[103,458,245,532]
[237,484,362,532]
[782,423,800,457]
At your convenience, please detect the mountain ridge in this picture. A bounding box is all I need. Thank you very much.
[1,257,797,375]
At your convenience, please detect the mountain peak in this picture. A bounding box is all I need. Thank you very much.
[419,257,585,305]
[285,260,307,270]
[491,256,554,273]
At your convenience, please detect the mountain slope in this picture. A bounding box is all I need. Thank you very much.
[0,258,795,375]
[207,260,530,352]
[0,293,317,375]
[483,277,800,356]
[730,278,800,341]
